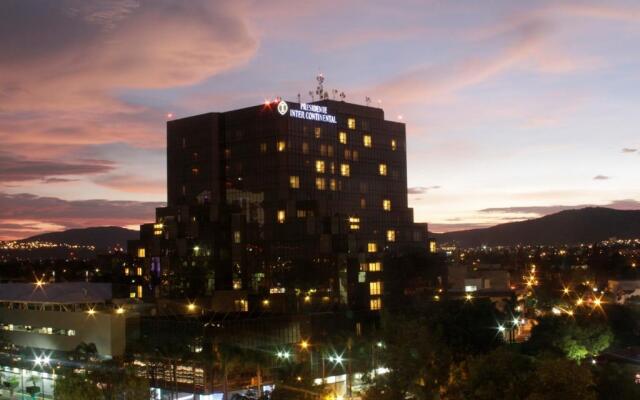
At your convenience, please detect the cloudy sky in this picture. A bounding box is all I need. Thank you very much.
[1,0,639,239]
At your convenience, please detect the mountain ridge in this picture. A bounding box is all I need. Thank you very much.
[432,207,640,247]
[19,226,139,250]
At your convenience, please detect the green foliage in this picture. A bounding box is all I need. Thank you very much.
[463,347,534,400]
[593,363,640,400]
[527,357,596,400]
[54,371,102,400]
[526,315,612,361]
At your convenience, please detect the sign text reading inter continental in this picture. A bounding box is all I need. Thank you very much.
[290,103,337,124]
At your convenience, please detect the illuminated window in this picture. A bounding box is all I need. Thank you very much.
[290,175,300,189]
[429,241,437,253]
[320,144,327,156]
[339,132,348,144]
[368,242,378,253]
[344,149,351,160]
[277,210,286,224]
[137,267,143,276]
[315,177,326,190]
[191,167,199,176]
[327,145,334,157]
[315,160,325,173]
[314,127,322,138]
[137,285,143,298]
[353,150,359,161]
[368,262,382,272]
[330,179,337,191]
[370,281,382,295]
[360,197,366,209]
[297,209,307,218]
[233,279,242,290]
[137,248,145,258]
[124,267,130,276]
[233,231,241,244]
[340,164,350,177]
[348,118,356,129]
[387,230,396,242]
[370,298,382,310]
[391,139,397,151]
[154,223,163,236]
[383,199,391,211]
[302,142,309,154]
[363,135,372,147]
[260,143,267,153]
[349,216,360,230]
[379,164,387,176]
[277,141,286,152]
[234,299,248,312]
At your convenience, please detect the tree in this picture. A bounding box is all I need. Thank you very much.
[527,357,596,400]
[363,312,452,400]
[593,363,640,400]
[112,368,151,400]
[462,347,534,400]
[526,315,612,362]
[54,371,102,400]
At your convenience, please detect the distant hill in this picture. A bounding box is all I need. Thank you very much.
[434,207,640,247]
[22,226,139,250]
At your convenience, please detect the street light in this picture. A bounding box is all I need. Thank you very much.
[300,340,309,350]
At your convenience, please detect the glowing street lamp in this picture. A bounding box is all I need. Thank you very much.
[300,340,309,350]
[277,350,291,360]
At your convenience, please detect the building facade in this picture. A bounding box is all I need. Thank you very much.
[131,99,428,312]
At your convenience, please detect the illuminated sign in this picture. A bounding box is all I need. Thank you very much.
[277,100,289,115]
[289,102,337,123]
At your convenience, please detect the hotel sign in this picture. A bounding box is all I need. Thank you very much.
[283,101,337,124]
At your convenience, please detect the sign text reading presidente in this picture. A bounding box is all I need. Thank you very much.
[290,103,337,124]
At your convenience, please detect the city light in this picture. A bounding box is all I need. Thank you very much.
[300,340,309,350]
[187,303,197,312]
[87,308,96,316]
[116,307,125,314]
[465,293,473,301]
[276,350,291,360]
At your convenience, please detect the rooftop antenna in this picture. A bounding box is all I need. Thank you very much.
[297,93,301,103]
[365,96,371,107]
[308,90,314,102]
[315,73,326,101]
[332,89,338,100]
[339,91,346,102]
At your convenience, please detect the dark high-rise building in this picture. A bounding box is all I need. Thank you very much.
[131,99,428,312]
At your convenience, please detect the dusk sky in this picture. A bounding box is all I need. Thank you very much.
[1,0,640,240]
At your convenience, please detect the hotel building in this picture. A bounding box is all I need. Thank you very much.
[131,99,428,312]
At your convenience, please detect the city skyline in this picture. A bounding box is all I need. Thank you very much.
[2,0,640,240]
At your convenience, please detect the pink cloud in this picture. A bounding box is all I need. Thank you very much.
[0,192,164,240]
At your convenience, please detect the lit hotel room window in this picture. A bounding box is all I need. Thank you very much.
[191,167,199,176]
[137,248,145,258]
[314,127,322,138]
[315,160,325,173]
[330,179,337,191]
[290,176,300,189]
[379,163,387,176]
[368,262,382,272]
[368,242,378,253]
[233,231,242,243]
[277,141,286,152]
[302,142,309,154]
[340,164,350,177]
[260,143,267,153]
[383,199,391,211]
[339,132,348,144]
[363,135,372,147]
[348,118,356,129]
[316,177,326,190]
[391,139,397,150]
[370,298,382,310]
[387,230,396,242]
[370,281,382,295]
[277,210,286,223]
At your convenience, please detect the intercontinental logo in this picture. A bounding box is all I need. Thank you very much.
[277,100,289,115]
